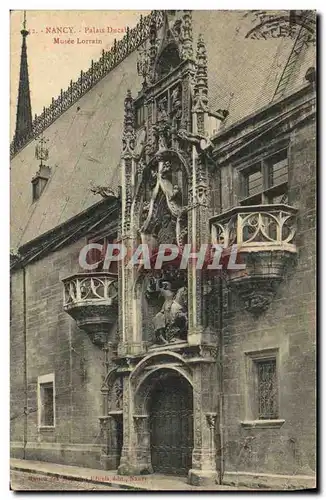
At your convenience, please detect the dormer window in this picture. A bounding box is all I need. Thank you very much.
[32,165,51,202]
[32,135,50,202]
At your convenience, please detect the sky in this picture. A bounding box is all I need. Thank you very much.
[10,10,150,138]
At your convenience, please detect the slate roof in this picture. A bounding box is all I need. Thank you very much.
[10,10,316,250]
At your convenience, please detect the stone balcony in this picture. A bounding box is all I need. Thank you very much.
[62,272,118,347]
[210,204,298,314]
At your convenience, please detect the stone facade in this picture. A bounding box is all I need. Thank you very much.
[10,10,316,489]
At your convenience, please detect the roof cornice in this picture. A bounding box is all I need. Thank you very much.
[11,196,120,271]
[210,83,316,166]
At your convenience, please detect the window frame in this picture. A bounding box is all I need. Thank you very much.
[256,358,278,420]
[135,97,146,129]
[37,373,56,429]
[239,148,289,206]
[243,348,284,427]
[32,176,48,203]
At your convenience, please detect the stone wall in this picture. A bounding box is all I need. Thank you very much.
[220,119,316,480]
[10,236,115,468]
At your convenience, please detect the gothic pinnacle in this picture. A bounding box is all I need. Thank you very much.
[122,90,135,157]
[14,10,33,147]
[193,34,208,113]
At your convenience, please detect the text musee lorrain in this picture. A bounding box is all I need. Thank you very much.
[48,26,127,44]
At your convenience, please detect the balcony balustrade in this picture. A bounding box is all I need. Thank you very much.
[210,204,298,314]
[62,272,118,347]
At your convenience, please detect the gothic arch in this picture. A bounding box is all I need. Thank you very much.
[131,350,189,380]
[133,364,193,414]
[155,42,182,80]
[131,351,192,408]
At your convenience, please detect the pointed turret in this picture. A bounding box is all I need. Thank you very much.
[13,11,33,148]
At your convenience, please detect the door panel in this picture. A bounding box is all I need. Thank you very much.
[150,374,193,475]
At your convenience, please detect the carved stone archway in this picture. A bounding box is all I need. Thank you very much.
[133,365,194,475]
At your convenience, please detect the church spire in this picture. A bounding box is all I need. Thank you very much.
[14,11,33,147]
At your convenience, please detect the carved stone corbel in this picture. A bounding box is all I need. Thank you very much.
[205,412,217,430]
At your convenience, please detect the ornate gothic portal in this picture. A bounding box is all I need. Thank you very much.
[102,10,222,486]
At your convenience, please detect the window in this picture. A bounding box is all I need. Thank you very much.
[136,105,145,128]
[257,359,277,419]
[244,348,282,425]
[135,102,146,128]
[38,373,55,428]
[31,165,51,202]
[32,177,48,202]
[266,151,288,188]
[242,163,263,202]
[240,149,288,206]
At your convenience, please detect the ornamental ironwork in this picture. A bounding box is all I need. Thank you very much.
[257,359,278,419]
[35,135,49,165]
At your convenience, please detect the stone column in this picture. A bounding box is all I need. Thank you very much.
[99,416,110,470]
[187,34,214,347]
[100,415,122,470]
[133,415,153,474]
[188,362,218,486]
[117,371,137,475]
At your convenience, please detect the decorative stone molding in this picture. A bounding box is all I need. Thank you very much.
[240,419,285,429]
[117,342,150,357]
[62,272,118,347]
[210,204,298,315]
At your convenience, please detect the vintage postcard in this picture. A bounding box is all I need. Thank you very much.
[10,9,316,491]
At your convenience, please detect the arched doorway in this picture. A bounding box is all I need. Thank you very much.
[149,371,193,475]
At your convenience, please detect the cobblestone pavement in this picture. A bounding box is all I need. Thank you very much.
[10,471,124,491]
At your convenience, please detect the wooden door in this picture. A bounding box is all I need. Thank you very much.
[150,373,193,475]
